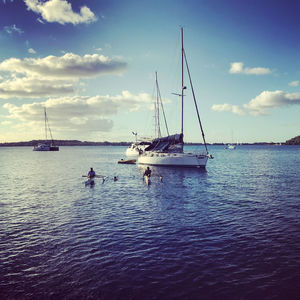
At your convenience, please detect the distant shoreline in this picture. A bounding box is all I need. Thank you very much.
[0,140,130,147]
[0,140,298,147]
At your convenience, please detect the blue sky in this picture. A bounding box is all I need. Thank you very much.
[0,0,299,143]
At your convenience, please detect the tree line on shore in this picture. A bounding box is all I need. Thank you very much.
[285,136,300,145]
[0,136,299,146]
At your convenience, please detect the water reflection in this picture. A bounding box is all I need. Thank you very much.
[138,165,207,186]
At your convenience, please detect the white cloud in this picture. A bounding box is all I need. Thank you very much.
[0,53,127,99]
[229,62,271,75]
[212,90,300,116]
[211,103,245,115]
[0,76,74,99]
[24,0,97,25]
[28,48,36,54]
[3,91,155,135]
[0,53,127,79]
[4,24,24,35]
[289,80,299,87]
[243,90,300,115]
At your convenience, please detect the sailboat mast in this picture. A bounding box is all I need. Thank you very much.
[155,71,161,138]
[44,107,47,141]
[181,27,184,137]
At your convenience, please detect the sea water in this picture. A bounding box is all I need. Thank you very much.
[0,145,299,299]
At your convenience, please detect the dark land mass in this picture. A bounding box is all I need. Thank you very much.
[0,140,131,147]
[285,136,300,145]
[1,136,299,147]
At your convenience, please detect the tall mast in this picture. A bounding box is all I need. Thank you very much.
[181,27,184,137]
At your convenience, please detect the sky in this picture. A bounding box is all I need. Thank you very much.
[0,0,299,143]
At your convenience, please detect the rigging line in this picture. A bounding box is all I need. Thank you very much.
[44,107,47,141]
[155,73,169,136]
[181,27,184,138]
[48,122,54,143]
[155,72,161,138]
[158,86,169,136]
[145,83,157,139]
[45,108,55,143]
[183,48,209,154]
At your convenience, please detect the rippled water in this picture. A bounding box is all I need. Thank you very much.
[1,145,299,299]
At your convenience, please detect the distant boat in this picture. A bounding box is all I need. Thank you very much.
[225,144,236,150]
[33,108,59,151]
[138,28,212,167]
[225,131,237,149]
[118,158,137,164]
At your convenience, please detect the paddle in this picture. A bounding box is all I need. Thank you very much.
[143,173,163,182]
[82,174,107,184]
[82,175,106,178]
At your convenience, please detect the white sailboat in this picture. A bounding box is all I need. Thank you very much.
[226,144,236,150]
[33,108,59,151]
[126,71,168,157]
[125,132,152,156]
[225,132,237,149]
[138,28,212,168]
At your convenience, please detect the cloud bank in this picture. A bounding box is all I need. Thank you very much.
[24,0,97,25]
[0,76,74,98]
[3,91,155,135]
[229,62,271,75]
[0,53,127,98]
[0,53,127,79]
[212,90,300,116]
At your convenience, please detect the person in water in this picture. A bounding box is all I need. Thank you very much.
[88,168,96,178]
[113,176,118,181]
[143,167,151,178]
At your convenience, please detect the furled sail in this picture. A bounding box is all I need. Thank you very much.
[145,133,183,152]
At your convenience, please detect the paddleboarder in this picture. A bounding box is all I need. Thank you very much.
[88,168,96,179]
[143,167,151,178]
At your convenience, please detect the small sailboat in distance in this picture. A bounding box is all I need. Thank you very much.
[225,131,237,149]
[226,144,236,150]
[33,107,59,151]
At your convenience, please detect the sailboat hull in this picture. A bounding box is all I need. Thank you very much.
[33,143,59,151]
[125,143,149,156]
[138,152,208,168]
